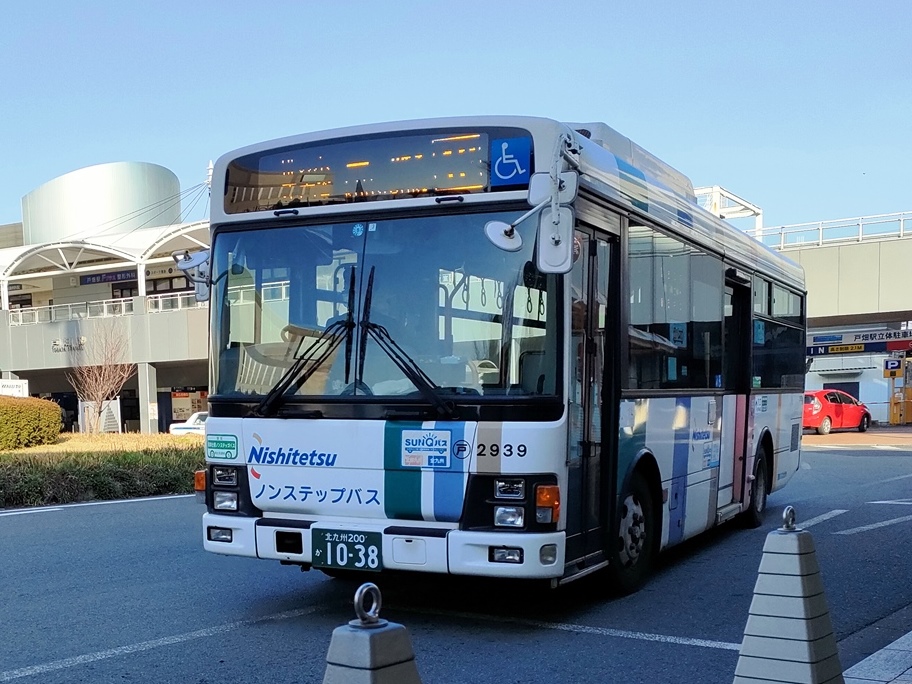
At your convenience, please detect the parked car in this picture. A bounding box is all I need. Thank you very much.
[803,390,871,435]
[168,411,208,436]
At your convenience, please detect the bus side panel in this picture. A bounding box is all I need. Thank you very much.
[749,393,802,492]
[618,396,724,550]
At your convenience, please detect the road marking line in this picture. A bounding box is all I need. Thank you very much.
[59,495,195,508]
[800,510,849,527]
[402,608,741,651]
[0,607,317,682]
[0,508,64,517]
[868,499,912,505]
[0,495,195,517]
[835,514,912,536]
[879,473,912,484]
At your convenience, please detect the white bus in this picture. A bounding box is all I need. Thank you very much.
[180,116,806,592]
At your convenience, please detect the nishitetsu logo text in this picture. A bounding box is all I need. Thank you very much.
[247,446,338,466]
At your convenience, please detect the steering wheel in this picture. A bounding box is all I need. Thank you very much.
[340,381,373,396]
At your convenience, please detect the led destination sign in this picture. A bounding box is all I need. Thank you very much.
[224,127,535,214]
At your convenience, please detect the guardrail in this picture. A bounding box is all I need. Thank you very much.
[748,210,912,250]
[8,293,207,326]
[9,298,135,326]
[146,292,208,313]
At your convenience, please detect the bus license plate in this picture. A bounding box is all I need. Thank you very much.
[312,530,382,572]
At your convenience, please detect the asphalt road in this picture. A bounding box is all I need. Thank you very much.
[2,443,911,684]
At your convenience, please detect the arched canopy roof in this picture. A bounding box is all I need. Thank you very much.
[0,220,210,280]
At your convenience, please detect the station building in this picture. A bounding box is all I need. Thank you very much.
[0,161,210,432]
[2,163,910,431]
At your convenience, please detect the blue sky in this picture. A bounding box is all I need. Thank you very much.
[1,1,909,228]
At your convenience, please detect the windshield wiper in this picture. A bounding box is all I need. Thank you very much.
[255,269,357,417]
[357,268,457,420]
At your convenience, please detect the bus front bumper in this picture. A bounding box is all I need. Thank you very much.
[202,513,566,579]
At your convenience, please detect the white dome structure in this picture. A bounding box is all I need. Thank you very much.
[20,161,181,245]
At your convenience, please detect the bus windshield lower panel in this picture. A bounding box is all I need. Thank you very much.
[208,210,560,410]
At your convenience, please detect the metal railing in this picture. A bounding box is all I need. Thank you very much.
[747,210,912,250]
[146,291,208,313]
[9,298,135,326]
[8,292,207,326]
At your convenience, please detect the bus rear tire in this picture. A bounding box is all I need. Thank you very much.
[741,448,768,529]
[606,471,656,595]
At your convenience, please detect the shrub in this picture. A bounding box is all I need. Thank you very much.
[0,433,204,508]
[0,396,61,451]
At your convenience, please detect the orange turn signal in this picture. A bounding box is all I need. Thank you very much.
[194,469,207,492]
[535,484,560,523]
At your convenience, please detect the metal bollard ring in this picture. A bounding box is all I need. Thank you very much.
[781,505,797,531]
[352,583,386,628]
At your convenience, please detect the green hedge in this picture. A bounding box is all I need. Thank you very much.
[0,396,61,450]
[0,441,204,509]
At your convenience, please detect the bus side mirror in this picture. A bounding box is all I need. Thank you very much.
[172,249,212,302]
[528,172,578,206]
[536,207,574,273]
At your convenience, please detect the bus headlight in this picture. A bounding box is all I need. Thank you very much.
[213,491,238,511]
[494,506,524,527]
[212,467,238,487]
[494,478,524,499]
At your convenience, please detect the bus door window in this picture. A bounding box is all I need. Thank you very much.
[569,232,590,464]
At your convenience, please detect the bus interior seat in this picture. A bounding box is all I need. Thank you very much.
[519,350,546,394]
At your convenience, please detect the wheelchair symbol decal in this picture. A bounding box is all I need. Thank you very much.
[490,138,531,187]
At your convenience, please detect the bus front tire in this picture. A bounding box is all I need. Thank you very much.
[741,448,768,529]
[606,471,656,595]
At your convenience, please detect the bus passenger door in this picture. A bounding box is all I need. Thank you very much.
[719,274,751,509]
[566,229,615,562]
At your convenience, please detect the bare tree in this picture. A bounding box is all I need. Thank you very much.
[65,321,137,433]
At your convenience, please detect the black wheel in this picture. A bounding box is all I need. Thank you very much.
[606,471,656,595]
[858,414,870,432]
[741,447,768,529]
[816,416,832,435]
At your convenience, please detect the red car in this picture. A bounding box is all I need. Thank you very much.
[803,390,871,435]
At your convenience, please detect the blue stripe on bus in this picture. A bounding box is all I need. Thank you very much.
[433,422,467,522]
[667,397,691,545]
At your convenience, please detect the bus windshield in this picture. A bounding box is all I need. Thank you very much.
[209,210,560,403]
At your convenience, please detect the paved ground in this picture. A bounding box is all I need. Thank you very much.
[802,424,912,683]
[802,423,912,450]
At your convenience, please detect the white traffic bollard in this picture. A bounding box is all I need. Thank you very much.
[323,583,423,684]
[733,506,844,684]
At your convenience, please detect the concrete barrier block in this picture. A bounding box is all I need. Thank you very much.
[323,659,423,684]
[733,675,844,684]
[744,613,835,642]
[753,571,825,598]
[323,583,423,684]
[748,592,831,620]
[740,633,840,663]
[734,652,844,683]
[759,551,821,577]
[325,622,417,670]
[733,507,845,684]
[762,529,817,555]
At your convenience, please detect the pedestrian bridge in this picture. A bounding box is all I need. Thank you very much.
[750,211,912,425]
[749,211,912,329]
